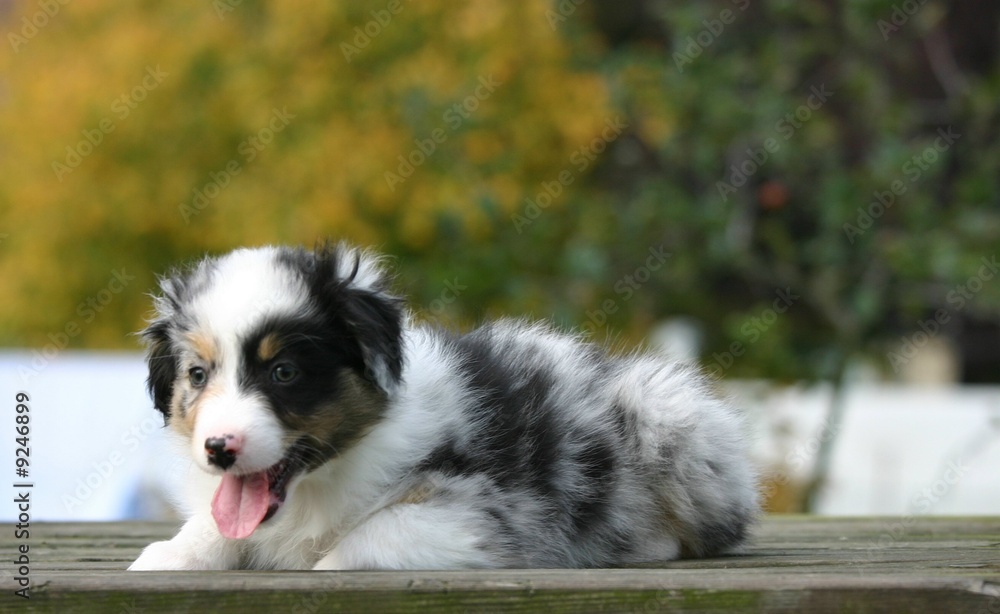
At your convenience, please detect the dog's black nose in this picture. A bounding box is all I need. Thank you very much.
[205,435,239,470]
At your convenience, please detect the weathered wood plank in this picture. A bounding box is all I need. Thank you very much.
[2,516,998,613]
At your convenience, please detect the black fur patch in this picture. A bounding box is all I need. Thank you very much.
[438,325,561,492]
[416,438,476,477]
[277,245,404,393]
[567,435,615,532]
[238,316,355,418]
[419,325,623,542]
[237,313,388,465]
[694,516,750,557]
[143,319,178,424]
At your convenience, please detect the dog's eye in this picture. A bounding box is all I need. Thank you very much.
[272,364,299,384]
[188,367,208,387]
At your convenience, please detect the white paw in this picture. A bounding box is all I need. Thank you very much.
[128,540,204,571]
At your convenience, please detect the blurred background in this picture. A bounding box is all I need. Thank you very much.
[1,0,998,522]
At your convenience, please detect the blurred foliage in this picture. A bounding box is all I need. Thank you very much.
[1,0,999,382]
[602,0,1000,382]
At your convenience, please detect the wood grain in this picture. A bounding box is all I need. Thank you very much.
[2,516,998,612]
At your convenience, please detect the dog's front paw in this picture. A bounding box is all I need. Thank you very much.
[128,540,204,571]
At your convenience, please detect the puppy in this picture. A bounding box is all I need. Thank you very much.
[128,243,758,570]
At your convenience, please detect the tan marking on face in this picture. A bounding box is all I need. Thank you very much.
[176,378,225,440]
[258,333,282,362]
[185,330,218,364]
[169,331,219,439]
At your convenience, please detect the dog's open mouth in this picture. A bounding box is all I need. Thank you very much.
[210,441,309,540]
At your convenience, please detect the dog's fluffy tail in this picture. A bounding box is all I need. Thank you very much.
[616,358,759,557]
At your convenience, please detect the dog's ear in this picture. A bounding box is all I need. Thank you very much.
[143,318,177,424]
[293,243,405,395]
[142,273,190,424]
[339,286,404,395]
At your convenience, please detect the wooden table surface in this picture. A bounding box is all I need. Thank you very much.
[2,516,998,613]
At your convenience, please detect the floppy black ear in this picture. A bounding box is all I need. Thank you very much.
[339,286,404,394]
[143,319,178,424]
[288,243,405,395]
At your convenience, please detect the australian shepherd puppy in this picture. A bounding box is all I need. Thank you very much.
[128,243,758,571]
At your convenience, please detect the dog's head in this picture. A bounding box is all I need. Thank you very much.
[142,242,404,538]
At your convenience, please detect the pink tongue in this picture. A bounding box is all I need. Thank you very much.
[211,472,270,539]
